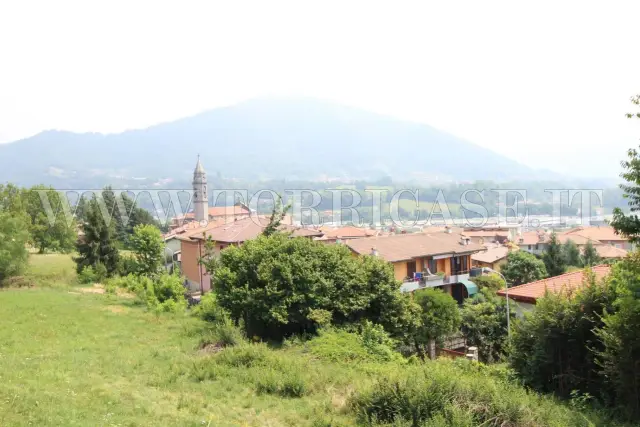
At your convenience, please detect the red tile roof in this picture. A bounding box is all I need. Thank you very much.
[317,226,377,240]
[497,265,611,304]
[346,232,484,262]
[563,226,627,242]
[595,245,628,259]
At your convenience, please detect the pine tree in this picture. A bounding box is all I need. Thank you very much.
[582,240,601,267]
[74,196,120,276]
[562,239,582,267]
[543,232,566,277]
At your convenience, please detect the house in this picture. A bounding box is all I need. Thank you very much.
[314,225,377,244]
[471,244,513,272]
[178,216,323,293]
[461,229,510,245]
[496,265,611,316]
[346,231,484,303]
[515,230,548,255]
[562,226,632,250]
[595,245,628,260]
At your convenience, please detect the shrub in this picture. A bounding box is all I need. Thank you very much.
[255,368,307,398]
[199,318,245,349]
[350,359,609,427]
[133,272,187,312]
[94,262,108,282]
[305,327,403,364]
[77,266,96,284]
[192,292,229,323]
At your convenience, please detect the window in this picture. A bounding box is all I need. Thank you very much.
[406,261,417,279]
[428,258,437,274]
[528,245,532,250]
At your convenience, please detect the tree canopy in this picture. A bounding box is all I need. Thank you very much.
[203,232,414,340]
[501,251,547,286]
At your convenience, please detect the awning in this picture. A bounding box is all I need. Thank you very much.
[459,279,478,296]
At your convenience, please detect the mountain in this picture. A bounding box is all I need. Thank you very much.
[0,98,541,187]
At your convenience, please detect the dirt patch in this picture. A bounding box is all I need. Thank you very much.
[75,284,106,294]
[199,342,225,354]
[103,305,128,314]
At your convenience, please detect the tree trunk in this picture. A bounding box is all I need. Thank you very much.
[428,339,436,360]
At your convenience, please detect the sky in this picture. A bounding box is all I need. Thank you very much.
[1,0,639,178]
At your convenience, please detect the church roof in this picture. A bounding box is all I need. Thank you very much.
[194,156,205,174]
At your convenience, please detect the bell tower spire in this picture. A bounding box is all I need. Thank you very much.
[193,155,208,223]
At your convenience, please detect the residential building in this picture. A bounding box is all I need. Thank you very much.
[471,244,513,272]
[315,225,377,244]
[346,231,484,302]
[562,226,632,250]
[595,245,628,260]
[497,265,611,316]
[515,230,548,255]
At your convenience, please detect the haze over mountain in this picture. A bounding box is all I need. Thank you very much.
[0,98,562,187]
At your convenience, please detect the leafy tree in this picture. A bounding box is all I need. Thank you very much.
[74,196,120,277]
[501,251,547,286]
[22,186,76,254]
[130,224,165,276]
[0,212,30,283]
[562,239,582,267]
[595,252,640,419]
[460,289,508,363]
[582,240,601,267]
[611,95,640,242]
[543,232,566,277]
[412,288,461,359]
[470,273,506,292]
[204,233,413,340]
[510,269,617,400]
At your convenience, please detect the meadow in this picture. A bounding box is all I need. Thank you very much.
[0,255,623,426]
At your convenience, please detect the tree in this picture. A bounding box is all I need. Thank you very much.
[543,232,566,277]
[204,233,412,340]
[262,195,291,237]
[470,273,506,292]
[501,251,547,286]
[22,186,76,254]
[74,196,120,277]
[101,187,158,247]
[0,212,30,283]
[582,240,601,267]
[460,289,508,363]
[562,239,582,267]
[611,95,640,242]
[510,268,617,400]
[595,252,640,420]
[130,224,165,276]
[412,288,461,359]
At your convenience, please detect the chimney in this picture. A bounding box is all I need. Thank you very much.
[460,236,470,246]
[445,226,452,234]
[370,247,379,257]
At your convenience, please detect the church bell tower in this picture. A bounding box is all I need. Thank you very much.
[193,155,208,223]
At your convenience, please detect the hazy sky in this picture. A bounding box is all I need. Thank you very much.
[1,0,639,178]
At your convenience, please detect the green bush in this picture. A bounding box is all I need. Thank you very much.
[305,327,403,364]
[255,368,307,398]
[77,266,96,284]
[136,273,187,313]
[199,318,245,349]
[192,292,229,323]
[94,262,108,282]
[350,359,610,427]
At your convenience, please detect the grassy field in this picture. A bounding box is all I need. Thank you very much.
[0,255,624,426]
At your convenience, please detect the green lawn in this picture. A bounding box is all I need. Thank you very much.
[0,290,353,426]
[0,256,621,426]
